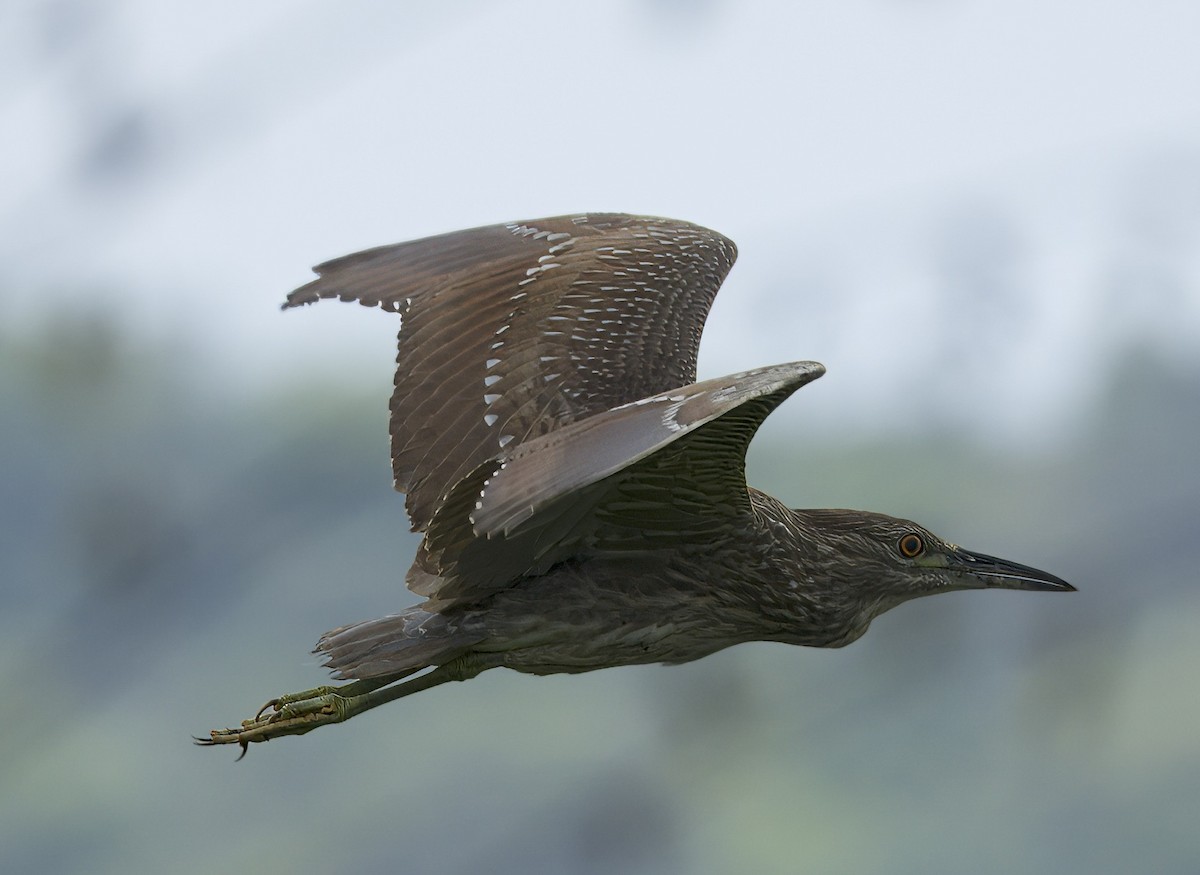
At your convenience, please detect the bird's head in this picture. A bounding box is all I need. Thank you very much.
[788,509,1074,646]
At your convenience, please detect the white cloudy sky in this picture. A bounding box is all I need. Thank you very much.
[3,0,1198,442]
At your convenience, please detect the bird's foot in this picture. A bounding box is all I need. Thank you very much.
[196,686,360,759]
[252,685,344,720]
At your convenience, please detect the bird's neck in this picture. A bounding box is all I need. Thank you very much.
[740,493,876,649]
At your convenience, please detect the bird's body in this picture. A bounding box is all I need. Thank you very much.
[321,493,868,683]
[202,213,1072,755]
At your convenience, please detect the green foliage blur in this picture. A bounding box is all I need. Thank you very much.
[2,316,1197,875]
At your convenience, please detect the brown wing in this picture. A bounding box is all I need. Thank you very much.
[284,214,737,532]
[413,362,826,609]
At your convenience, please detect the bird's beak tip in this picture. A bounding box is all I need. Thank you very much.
[1008,576,1076,593]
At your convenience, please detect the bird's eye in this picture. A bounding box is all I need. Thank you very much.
[898,533,924,558]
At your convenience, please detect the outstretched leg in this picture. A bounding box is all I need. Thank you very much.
[197,654,496,758]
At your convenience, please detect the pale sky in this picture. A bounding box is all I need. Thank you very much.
[3,0,1199,442]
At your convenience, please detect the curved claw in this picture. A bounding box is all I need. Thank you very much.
[192,734,250,761]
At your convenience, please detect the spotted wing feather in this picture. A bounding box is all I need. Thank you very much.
[415,362,826,608]
[284,214,737,532]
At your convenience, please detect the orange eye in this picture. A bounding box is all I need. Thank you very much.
[898,533,924,558]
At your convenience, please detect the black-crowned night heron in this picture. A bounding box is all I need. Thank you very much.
[200,213,1073,757]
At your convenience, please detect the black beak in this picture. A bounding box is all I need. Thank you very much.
[946,548,1076,592]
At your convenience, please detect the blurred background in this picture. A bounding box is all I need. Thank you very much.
[2,1,1198,873]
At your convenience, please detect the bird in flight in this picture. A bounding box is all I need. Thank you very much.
[200,213,1073,757]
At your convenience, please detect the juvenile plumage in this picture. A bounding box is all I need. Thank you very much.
[200,213,1073,756]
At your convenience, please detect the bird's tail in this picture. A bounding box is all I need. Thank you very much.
[315,606,482,681]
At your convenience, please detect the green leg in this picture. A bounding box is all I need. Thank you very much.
[197,655,494,758]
